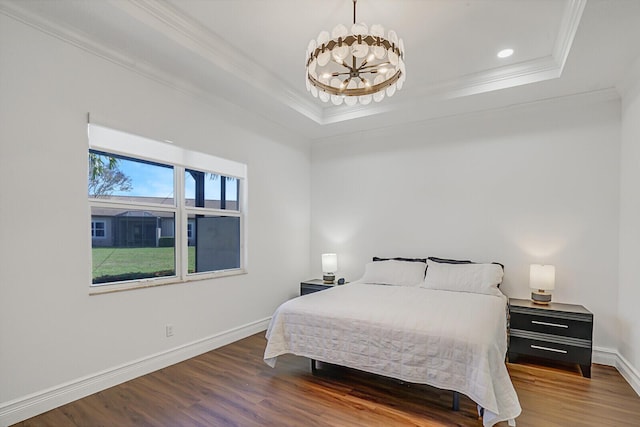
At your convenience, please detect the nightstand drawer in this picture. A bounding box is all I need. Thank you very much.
[510,310,592,340]
[300,279,335,295]
[301,283,327,295]
[509,335,592,365]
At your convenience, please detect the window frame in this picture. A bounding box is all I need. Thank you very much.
[91,220,106,238]
[88,123,247,295]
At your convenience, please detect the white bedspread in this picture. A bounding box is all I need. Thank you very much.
[264,282,521,426]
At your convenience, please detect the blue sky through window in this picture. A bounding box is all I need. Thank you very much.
[108,155,174,199]
[90,151,237,201]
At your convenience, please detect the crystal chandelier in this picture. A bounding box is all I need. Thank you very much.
[305,0,406,106]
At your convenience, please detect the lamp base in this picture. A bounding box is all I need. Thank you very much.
[323,274,335,284]
[531,290,552,305]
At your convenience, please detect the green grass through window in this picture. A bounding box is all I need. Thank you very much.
[92,247,195,284]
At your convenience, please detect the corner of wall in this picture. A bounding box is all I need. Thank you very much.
[617,55,640,104]
[617,56,640,387]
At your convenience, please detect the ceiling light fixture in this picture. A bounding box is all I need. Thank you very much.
[305,0,406,106]
[497,48,514,59]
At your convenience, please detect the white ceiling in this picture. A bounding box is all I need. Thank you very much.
[2,0,640,139]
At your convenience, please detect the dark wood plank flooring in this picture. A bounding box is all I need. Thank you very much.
[14,332,640,426]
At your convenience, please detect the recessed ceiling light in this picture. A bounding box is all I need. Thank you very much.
[497,48,514,59]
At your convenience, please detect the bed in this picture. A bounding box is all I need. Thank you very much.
[264,258,521,426]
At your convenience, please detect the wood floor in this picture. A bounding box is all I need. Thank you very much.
[14,332,640,427]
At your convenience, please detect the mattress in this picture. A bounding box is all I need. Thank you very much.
[264,282,521,426]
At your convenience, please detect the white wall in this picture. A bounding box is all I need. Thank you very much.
[311,94,621,350]
[619,66,640,380]
[0,12,310,417]
[1,6,636,423]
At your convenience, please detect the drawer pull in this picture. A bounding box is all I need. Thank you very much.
[531,344,567,354]
[531,320,568,328]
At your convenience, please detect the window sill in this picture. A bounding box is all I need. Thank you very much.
[89,269,248,295]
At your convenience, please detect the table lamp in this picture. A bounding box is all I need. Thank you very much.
[322,253,338,284]
[530,264,555,305]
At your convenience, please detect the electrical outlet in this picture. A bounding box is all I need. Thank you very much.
[165,324,174,337]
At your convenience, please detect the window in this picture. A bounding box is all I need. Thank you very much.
[184,169,241,274]
[91,220,106,238]
[88,124,247,292]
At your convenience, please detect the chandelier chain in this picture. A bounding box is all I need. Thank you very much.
[353,0,357,25]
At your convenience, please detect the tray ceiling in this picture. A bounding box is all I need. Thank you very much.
[2,0,640,138]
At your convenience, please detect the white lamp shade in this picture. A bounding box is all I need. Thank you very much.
[530,264,555,291]
[322,253,338,273]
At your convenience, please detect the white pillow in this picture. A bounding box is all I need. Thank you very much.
[422,260,503,296]
[360,260,427,286]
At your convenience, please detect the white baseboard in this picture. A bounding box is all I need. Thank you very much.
[613,352,640,397]
[592,346,619,366]
[0,317,271,427]
[593,346,640,396]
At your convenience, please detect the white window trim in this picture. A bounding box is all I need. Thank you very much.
[88,123,248,295]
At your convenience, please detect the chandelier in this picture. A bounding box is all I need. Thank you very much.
[305,0,406,106]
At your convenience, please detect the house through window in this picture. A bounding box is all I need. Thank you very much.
[88,123,246,290]
[184,169,241,274]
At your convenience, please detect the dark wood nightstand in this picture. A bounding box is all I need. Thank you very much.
[300,279,336,295]
[508,298,593,378]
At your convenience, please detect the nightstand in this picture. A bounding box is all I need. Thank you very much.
[300,279,336,295]
[508,298,593,378]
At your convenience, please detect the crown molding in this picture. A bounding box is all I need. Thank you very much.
[553,0,588,71]
[314,87,620,143]
[0,0,324,125]
[0,1,199,95]
[1,0,587,127]
[438,57,562,100]
[0,0,263,130]
[111,0,323,123]
[320,56,563,125]
[318,0,587,124]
